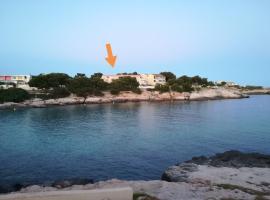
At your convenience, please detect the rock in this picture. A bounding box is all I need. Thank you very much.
[206,150,270,168]
[187,156,208,165]
[1,88,248,109]
[162,151,270,185]
[3,151,270,200]
[20,185,43,193]
[0,186,10,194]
[161,163,198,182]
[184,150,270,168]
[12,183,24,192]
[52,178,93,189]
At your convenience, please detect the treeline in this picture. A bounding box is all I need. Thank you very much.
[28,73,140,100]
[242,85,263,90]
[0,88,30,103]
[155,72,215,93]
[0,72,222,103]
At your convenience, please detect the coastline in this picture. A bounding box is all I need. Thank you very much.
[0,88,249,109]
[242,88,270,95]
[1,151,270,200]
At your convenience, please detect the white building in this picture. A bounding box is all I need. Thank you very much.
[215,81,239,87]
[0,75,31,85]
[101,73,166,89]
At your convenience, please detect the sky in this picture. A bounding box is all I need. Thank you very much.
[0,0,269,86]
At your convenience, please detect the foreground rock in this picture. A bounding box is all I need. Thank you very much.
[0,88,248,109]
[186,150,270,168]
[2,151,270,200]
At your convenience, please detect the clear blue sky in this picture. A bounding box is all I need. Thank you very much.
[0,0,269,86]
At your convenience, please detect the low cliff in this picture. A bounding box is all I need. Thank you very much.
[0,88,248,109]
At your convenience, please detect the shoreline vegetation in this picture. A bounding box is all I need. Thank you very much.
[1,72,268,109]
[1,151,270,200]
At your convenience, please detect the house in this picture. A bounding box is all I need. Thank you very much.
[140,74,166,87]
[101,73,166,88]
[0,75,31,85]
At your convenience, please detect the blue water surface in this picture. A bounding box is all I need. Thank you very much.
[0,95,270,186]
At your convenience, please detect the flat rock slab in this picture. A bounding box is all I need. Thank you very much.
[0,187,133,200]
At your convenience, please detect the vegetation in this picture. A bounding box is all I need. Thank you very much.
[48,87,71,99]
[25,72,142,99]
[0,72,222,103]
[242,85,263,90]
[29,73,71,89]
[0,88,30,103]
[109,76,140,95]
[160,72,176,82]
[154,84,170,93]
[217,81,227,86]
[117,72,138,75]
[155,73,214,93]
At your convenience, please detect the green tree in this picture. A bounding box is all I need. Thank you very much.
[68,76,92,101]
[160,72,176,82]
[75,73,86,78]
[154,84,170,93]
[0,88,30,103]
[90,73,103,79]
[109,76,140,95]
[29,73,71,89]
[29,74,49,89]
[49,87,71,99]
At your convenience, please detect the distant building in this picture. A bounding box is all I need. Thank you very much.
[215,81,239,87]
[0,75,31,85]
[101,73,166,88]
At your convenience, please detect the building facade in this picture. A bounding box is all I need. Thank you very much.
[0,75,31,85]
[101,73,166,88]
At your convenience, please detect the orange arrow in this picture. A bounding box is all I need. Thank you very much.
[105,43,117,68]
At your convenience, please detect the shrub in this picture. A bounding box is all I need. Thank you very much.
[93,90,104,96]
[110,89,120,95]
[49,87,71,99]
[244,85,263,90]
[132,88,142,94]
[154,84,170,93]
[0,88,30,103]
[110,77,139,92]
[171,84,183,93]
[160,72,176,82]
[29,73,71,89]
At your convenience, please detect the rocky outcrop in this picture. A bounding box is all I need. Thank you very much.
[189,88,248,100]
[162,151,270,182]
[51,178,93,189]
[160,151,270,199]
[2,151,270,200]
[186,150,270,168]
[242,89,270,95]
[0,88,248,109]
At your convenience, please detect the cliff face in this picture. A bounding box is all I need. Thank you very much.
[0,88,248,109]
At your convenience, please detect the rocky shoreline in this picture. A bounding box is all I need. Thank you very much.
[0,88,249,109]
[242,88,270,95]
[1,151,270,200]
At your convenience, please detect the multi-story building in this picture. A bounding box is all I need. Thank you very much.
[101,73,166,88]
[0,75,31,85]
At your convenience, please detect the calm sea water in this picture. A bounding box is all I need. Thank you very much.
[0,95,270,186]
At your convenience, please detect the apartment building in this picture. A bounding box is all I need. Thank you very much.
[0,75,31,85]
[101,73,166,88]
